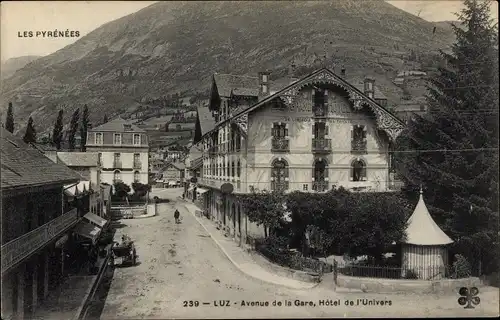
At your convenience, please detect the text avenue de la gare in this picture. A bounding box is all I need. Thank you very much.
[18,30,80,38]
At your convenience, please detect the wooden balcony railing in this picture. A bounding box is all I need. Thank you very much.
[313,104,328,117]
[133,161,142,169]
[351,139,367,153]
[313,180,329,192]
[271,181,289,192]
[271,138,289,152]
[1,208,78,274]
[312,138,332,153]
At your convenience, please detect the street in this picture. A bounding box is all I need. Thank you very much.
[90,188,498,319]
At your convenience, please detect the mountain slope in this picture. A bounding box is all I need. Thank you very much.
[1,55,42,80]
[1,0,456,134]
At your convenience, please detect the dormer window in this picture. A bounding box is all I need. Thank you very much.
[124,124,132,131]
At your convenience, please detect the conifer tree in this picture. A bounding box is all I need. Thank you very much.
[80,105,90,151]
[23,117,37,144]
[68,108,80,151]
[53,109,64,150]
[5,102,15,133]
[394,0,499,275]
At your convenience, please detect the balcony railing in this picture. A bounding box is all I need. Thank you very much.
[271,181,289,192]
[313,180,329,192]
[271,138,289,152]
[133,161,142,169]
[313,105,328,117]
[312,138,332,153]
[351,139,367,153]
[113,160,122,168]
[1,208,78,274]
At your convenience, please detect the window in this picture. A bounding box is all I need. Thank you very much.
[303,184,308,191]
[272,123,288,138]
[262,74,268,82]
[113,170,121,182]
[313,88,326,107]
[95,133,103,145]
[113,133,121,145]
[314,159,327,181]
[98,153,102,165]
[353,125,366,140]
[133,134,141,145]
[237,160,241,178]
[134,171,140,182]
[262,84,268,94]
[351,159,367,182]
[271,158,289,191]
[231,161,235,177]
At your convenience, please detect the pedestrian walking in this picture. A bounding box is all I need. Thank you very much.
[174,209,180,224]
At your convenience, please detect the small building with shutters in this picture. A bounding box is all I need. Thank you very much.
[401,188,453,280]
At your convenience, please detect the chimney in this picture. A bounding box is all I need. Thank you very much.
[258,71,271,97]
[340,67,346,78]
[363,76,375,99]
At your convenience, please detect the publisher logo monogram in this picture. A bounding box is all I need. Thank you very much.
[458,287,480,309]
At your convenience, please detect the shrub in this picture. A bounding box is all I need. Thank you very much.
[452,254,472,278]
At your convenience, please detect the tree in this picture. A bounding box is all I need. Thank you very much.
[80,105,89,151]
[103,114,109,124]
[23,117,37,144]
[237,190,287,237]
[52,109,64,150]
[5,102,14,133]
[131,182,152,199]
[68,108,80,151]
[394,0,499,275]
[113,181,131,201]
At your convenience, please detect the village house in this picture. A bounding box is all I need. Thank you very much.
[1,128,82,319]
[184,144,203,201]
[85,117,149,187]
[192,67,405,243]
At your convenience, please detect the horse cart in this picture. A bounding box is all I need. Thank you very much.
[110,235,137,266]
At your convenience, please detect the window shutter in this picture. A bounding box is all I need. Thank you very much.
[362,165,367,179]
[325,124,329,136]
[324,166,329,178]
[313,123,317,138]
[284,126,289,137]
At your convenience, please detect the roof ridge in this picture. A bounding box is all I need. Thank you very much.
[216,73,258,79]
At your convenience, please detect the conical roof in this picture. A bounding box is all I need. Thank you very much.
[403,188,453,246]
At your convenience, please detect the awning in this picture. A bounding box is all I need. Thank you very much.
[73,221,101,244]
[197,187,209,194]
[84,212,108,228]
[64,181,91,197]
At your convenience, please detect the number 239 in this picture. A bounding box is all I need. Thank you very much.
[183,300,199,307]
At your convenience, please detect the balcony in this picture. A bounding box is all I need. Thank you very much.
[271,181,289,192]
[313,180,329,192]
[271,138,289,152]
[351,139,367,153]
[113,160,122,168]
[313,105,328,117]
[133,161,142,169]
[1,208,78,275]
[312,138,332,153]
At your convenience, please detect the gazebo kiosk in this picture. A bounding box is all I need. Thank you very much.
[401,188,453,280]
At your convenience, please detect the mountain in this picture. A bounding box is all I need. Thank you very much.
[1,0,456,135]
[1,56,42,80]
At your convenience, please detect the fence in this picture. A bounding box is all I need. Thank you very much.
[336,262,476,280]
[254,240,333,274]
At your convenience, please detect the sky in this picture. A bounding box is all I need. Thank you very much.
[1,1,498,61]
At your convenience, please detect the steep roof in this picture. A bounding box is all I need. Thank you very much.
[403,189,453,246]
[214,73,299,98]
[196,104,215,135]
[1,128,80,190]
[57,152,98,167]
[202,67,404,141]
[89,117,145,133]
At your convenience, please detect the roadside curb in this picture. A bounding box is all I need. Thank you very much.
[180,202,319,291]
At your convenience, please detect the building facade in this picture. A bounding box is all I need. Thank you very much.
[1,129,81,320]
[85,117,149,187]
[193,67,405,244]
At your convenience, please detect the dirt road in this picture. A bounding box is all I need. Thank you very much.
[94,188,498,319]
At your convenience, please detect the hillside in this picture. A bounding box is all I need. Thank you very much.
[1,0,456,135]
[1,55,42,80]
